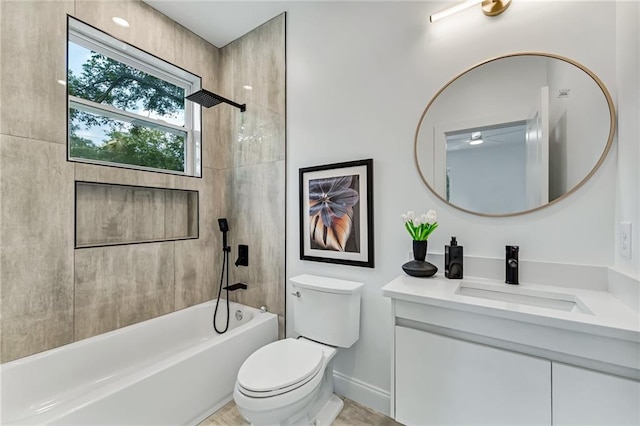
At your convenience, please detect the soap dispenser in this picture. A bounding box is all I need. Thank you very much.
[445,237,463,279]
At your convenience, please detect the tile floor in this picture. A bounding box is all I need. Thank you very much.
[200,396,403,426]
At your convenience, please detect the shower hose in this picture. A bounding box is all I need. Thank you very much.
[213,246,230,334]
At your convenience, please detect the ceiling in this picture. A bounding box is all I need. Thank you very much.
[142,1,290,48]
[446,123,527,152]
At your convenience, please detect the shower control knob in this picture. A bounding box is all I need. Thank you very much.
[291,291,301,298]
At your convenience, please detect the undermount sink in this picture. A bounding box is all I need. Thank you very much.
[455,280,593,314]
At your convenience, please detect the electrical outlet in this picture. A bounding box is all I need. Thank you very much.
[620,222,632,259]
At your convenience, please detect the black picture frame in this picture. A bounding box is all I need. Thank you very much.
[299,159,374,268]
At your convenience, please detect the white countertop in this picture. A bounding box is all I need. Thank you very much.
[382,274,640,343]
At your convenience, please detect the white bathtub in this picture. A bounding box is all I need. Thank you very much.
[0,300,278,425]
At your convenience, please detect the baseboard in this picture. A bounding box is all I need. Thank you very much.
[333,371,390,416]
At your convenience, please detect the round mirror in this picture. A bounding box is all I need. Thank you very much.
[415,52,616,217]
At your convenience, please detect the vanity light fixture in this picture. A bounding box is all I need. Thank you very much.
[242,85,253,91]
[112,17,130,28]
[57,79,66,86]
[430,0,511,23]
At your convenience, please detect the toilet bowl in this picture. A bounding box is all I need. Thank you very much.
[233,274,363,426]
[234,338,342,425]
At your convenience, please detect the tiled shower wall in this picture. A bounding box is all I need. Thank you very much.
[0,0,227,362]
[219,15,287,337]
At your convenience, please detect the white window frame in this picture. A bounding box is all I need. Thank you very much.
[67,17,202,177]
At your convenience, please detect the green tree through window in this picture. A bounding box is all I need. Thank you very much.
[67,18,200,176]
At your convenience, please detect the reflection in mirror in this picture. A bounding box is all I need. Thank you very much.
[446,122,528,214]
[415,53,615,217]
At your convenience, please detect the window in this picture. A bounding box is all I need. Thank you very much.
[67,17,202,177]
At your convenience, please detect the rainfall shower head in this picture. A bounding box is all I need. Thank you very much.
[185,89,246,112]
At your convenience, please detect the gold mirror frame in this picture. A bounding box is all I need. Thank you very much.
[414,52,617,217]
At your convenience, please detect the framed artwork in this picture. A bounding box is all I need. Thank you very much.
[299,159,374,268]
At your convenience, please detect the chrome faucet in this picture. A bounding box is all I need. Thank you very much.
[506,245,519,285]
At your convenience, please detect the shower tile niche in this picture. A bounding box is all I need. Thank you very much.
[75,181,198,248]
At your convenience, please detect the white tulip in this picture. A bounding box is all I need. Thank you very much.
[412,218,422,227]
[401,214,408,222]
[406,211,415,220]
[426,209,437,223]
[420,213,429,224]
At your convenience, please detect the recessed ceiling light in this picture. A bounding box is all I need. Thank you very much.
[112,17,130,28]
[242,85,253,91]
[57,79,66,86]
[469,131,483,145]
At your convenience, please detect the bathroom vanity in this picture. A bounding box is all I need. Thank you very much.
[382,275,640,426]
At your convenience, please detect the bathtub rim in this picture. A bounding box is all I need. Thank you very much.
[1,299,277,425]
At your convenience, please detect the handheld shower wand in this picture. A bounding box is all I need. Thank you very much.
[214,218,231,334]
[218,218,230,252]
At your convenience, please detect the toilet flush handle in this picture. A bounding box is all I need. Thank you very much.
[291,291,301,297]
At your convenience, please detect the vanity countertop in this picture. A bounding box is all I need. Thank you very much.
[382,274,640,343]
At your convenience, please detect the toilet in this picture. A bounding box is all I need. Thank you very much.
[233,274,363,426]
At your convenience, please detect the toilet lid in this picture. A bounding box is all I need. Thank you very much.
[237,338,324,393]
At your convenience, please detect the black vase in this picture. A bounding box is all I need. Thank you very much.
[402,240,438,278]
[413,240,427,261]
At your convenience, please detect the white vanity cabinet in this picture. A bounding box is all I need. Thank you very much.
[552,363,640,426]
[395,326,551,426]
[383,275,640,426]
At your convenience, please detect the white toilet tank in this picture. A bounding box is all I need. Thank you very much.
[290,274,363,348]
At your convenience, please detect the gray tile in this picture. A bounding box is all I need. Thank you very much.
[201,106,225,171]
[219,14,286,168]
[74,242,175,340]
[234,105,285,167]
[0,135,75,362]
[174,167,228,310]
[197,167,232,254]
[174,24,221,171]
[75,183,136,246]
[229,161,285,319]
[131,187,166,241]
[76,183,196,246]
[164,191,192,239]
[218,14,286,333]
[200,397,403,426]
[174,238,215,310]
[0,0,73,143]
[199,400,248,426]
[333,397,403,426]
[173,22,219,84]
[74,162,177,189]
[74,0,177,64]
[215,48,237,171]
[0,311,74,364]
[232,14,286,117]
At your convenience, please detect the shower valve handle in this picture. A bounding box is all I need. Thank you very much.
[291,291,301,298]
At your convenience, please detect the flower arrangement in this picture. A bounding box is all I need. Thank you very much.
[402,210,438,241]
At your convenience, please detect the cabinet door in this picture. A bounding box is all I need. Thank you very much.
[553,363,640,426]
[395,326,551,425]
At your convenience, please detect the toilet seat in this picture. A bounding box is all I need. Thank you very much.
[237,339,324,398]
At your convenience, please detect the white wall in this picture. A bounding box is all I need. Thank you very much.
[547,56,612,195]
[285,0,632,413]
[614,1,640,278]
